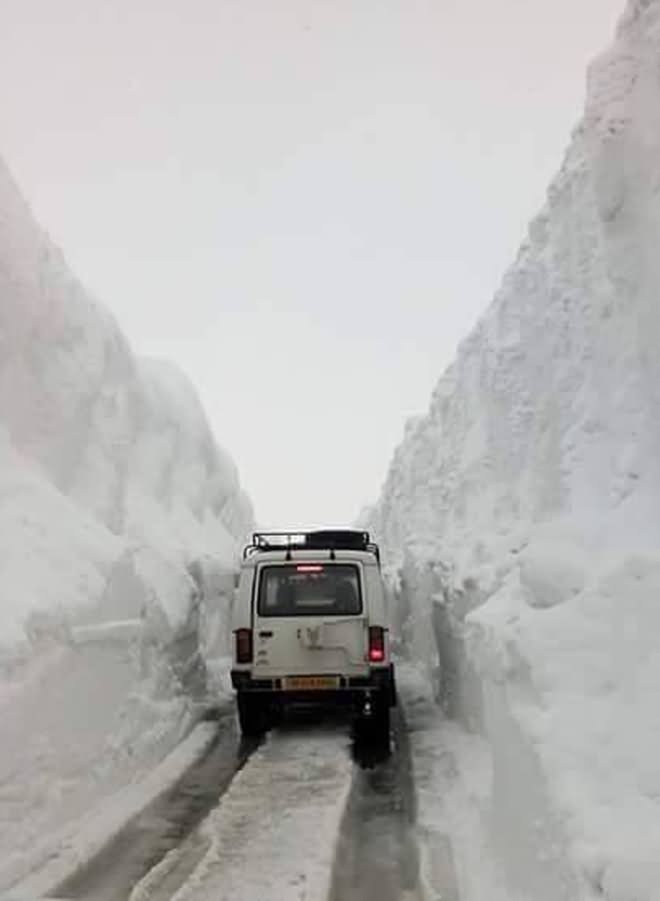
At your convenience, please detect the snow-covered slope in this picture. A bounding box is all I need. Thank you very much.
[0,154,253,647]
[371,3,660,898]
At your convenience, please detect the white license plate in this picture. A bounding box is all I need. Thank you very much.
[283,675,340,691]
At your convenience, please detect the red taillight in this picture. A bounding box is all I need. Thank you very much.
[235,628,253,664]
[296,564,324,573]
[368,626,386,663]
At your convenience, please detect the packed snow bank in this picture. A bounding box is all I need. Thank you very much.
[0,429,122,647]
[0,643,214,895]
[0,152,253,885]
[9,717,218,900]
[370,2,660,898]
[0,152,253,650]
[400,663,507,901]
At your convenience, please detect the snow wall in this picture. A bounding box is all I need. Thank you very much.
[0,154,253,682]
[370,3,660,899]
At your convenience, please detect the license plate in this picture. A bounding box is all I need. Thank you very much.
[284,675,340,691]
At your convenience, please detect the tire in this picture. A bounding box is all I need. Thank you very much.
[388,664,397,707]
[371,697,391,741]
[237,692,267,737]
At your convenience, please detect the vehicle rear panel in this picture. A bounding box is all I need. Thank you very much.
[252,560,369,679]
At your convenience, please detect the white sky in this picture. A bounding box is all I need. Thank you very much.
[0,0,623,527]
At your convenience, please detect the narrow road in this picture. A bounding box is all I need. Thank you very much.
[48,700,460,901]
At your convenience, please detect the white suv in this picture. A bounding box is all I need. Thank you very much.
[230,530,396,739]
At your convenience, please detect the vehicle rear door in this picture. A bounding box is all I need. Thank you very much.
[252,562,368,679]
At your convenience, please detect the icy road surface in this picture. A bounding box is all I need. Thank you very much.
[134,713,434,901]
[50,708,459,901]
[149,720,354,901]
[2,646,466,901]
[123,710,460,901]
[330,709,422,901]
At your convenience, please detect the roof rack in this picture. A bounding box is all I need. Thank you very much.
[243,529,380,564]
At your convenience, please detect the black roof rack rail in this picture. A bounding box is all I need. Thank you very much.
[242,529,380,564]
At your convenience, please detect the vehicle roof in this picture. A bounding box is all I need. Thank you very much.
[240,548,380,569]
[240,529,381,568]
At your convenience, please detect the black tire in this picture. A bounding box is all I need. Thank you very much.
[388,664,397,707]
[237,692,267,737]
[372,698,391,741]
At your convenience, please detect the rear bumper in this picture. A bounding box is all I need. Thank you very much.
[231,664,396,706]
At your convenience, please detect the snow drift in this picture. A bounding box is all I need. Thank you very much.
[371,2,660,898]
[0,153,253,650]
[0,152,254,889]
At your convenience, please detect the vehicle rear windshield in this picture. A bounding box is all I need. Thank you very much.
[257,564,362,617]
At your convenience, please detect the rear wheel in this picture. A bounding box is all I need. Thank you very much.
[236,692,268,737]
[388,664,397,707]
[372,696,391,741]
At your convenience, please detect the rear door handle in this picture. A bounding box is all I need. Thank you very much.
[259,630,273,638]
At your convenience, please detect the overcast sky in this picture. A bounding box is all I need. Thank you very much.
[0,0,623,527]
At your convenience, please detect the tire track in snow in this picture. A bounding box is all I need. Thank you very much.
[329,708,425,901]
[50,706,442,901]
[161,720,354,901]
